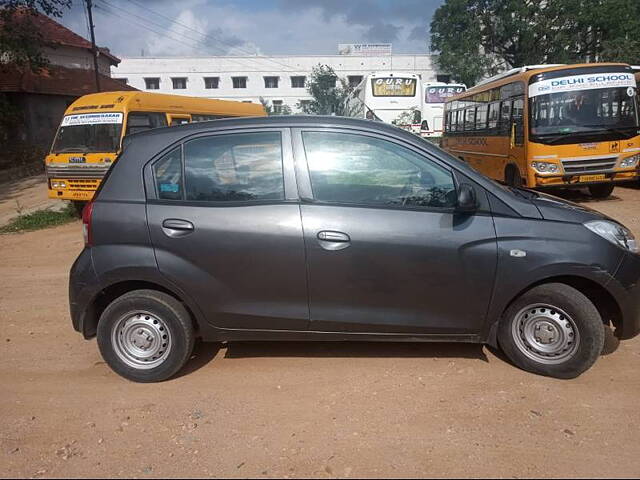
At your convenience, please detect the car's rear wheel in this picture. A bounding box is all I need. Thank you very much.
[498,283,604,379]
[588,183,614,198]
[97,289,195,382]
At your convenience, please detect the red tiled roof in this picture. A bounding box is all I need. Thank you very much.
[0,64,137,96]
[6,9,120,64]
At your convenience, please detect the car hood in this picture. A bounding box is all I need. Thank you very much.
[530,190,613,223]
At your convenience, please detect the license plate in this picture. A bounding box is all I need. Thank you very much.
[579,174,606,183]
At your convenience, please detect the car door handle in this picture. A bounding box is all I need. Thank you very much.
[317,230,351,250]
[162,219,194,237]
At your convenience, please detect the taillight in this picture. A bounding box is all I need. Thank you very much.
[82,202,94,246]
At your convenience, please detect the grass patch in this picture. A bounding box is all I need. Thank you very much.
[0,203,79,234]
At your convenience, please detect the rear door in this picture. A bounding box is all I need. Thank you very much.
[145,128,309,331]
[292,128,497,335]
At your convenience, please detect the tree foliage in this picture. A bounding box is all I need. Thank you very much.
[0,0,72,72]
[259,96,292,116]
[297,64,353,116]
[431,0,640,87]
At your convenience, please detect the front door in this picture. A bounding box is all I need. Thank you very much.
[146,129,309,330]
[294,129,497,335]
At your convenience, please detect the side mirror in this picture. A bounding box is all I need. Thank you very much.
[456,183,478,212]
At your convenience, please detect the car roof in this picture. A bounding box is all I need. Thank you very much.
[124,115,417,144]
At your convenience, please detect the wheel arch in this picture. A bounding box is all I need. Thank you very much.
[485,274,622,348]
[82,279,203,339]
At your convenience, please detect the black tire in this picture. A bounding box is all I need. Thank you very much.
[498,283,604,379]
[505,165,523,188]
[97,289,195,382]
[71,201,86,217]
[588,183,614,199]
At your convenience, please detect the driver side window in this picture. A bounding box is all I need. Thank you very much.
[301,131,456,208]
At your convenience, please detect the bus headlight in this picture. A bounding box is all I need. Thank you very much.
[531,161,559,174]
[620,154,640,168]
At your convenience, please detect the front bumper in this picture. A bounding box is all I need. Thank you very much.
[534,169,637,188]
[608,252,640,339]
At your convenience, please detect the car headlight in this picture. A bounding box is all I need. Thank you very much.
[585,220,638,253]
[531,161,560,174]
[620,154,640,168]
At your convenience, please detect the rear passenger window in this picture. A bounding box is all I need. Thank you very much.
[153,147,183,200]
[184,132,284,202]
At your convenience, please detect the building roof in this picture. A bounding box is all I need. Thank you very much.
[8,9,120,65]
[0,64,137,96]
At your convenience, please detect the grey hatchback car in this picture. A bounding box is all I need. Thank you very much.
[69,116,640,382]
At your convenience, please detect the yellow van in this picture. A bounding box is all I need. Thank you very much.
[45,91,266,205]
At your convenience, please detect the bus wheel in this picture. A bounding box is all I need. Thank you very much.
[72,201,87,217]
[505,165,523,188]
[587,184,614,199]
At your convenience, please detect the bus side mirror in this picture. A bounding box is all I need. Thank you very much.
[456,183,478,213]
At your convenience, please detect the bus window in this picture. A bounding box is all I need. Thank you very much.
[487,102,500,130]
[464,108,476,131]
[512,97,525,146]
[499,101,511,135]
[126,112,168,135]
[476,104,488,130]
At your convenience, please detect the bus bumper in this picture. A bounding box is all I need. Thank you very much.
[533,170,637,188]
[47,178,99,201]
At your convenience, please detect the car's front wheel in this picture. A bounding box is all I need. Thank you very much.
[97,289,195,382]
[498,283,604,379]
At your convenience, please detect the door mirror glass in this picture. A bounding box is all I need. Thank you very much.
[456,183,477,212]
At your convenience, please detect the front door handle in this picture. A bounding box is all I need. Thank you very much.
[162,218,194,237]
[317,230,351,250]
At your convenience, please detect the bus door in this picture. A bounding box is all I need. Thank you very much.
[508,96,526,182]
[168,114,191,126]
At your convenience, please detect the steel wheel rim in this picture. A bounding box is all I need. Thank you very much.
[511,303,580,365]
[111,311,172,369]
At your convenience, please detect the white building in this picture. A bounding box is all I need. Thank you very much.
[111,53,438,113]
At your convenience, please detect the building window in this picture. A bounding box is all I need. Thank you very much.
[242,100,253,103]
[348,75,363,88]
[232,76,247,89]
[204,77,219,89]
[272,100,283,114]
[115,77,128,85]
[291,76,306,88]
[144,77,160,90]
[264,76,279,88]
[298,99,311,111]
[172,77,187,89]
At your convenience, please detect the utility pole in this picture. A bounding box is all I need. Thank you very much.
[85,0,101,92]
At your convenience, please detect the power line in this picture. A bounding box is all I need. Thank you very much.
[96,0,298,74]
[121,0,299,73]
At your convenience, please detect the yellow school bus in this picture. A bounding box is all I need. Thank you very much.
[441,63,639,198]
[45,91,266,205]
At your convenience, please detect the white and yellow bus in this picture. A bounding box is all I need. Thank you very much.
[442,63,639,198]
[46,91,266,206]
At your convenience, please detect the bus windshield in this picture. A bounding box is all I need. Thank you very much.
[371,78,417,97]
[425,85,465,103]
[529,76,638,141]
[52,112,124,153]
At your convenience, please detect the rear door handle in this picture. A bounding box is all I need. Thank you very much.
[162,218,194,237]
[317,230,351,250]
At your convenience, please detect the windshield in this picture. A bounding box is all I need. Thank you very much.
[52,112,124,154]
[529,72,638,140]
[371,78,417,97]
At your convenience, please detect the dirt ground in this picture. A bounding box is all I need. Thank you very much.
[1,182,640,479]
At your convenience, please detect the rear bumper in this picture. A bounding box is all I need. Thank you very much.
[69,248,100,338]
[608,252,640,339]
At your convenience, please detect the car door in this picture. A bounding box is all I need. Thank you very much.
[146,128,309,331]
[292,128,498,335]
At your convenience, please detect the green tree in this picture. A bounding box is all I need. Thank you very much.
[1,0,72,73]
[430,0,640,87]
[259,97,292,116]
[297,64,353,116]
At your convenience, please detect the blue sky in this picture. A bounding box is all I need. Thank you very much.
[58,0,444,57]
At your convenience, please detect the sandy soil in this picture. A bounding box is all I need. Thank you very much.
[0,175,64,227]
[1,183,640,478]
